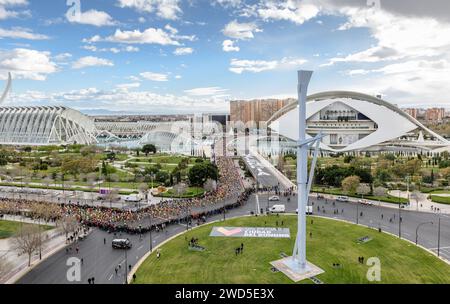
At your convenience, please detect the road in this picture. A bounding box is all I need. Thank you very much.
[17,193,450,284]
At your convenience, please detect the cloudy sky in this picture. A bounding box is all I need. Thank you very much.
[0,0,449,114]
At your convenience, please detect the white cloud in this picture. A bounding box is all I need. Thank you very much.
[66,9,116,27]
[213,0,242,8]
[117,0,182,20]
[53,53,72,63]
[82,45,140,53]
[175,75,182,79]
[140,71,169,82]
[9,87,230,114]
[229,57,307,74]
[86,27,180,45]
[222,20,261,40]
[116,82,141,90]
[0,48,57,81]
[0,27,49,40]
[0,0,29,20]
[222,39,239,52]
[257,1,320,25]
[173,47,193,56]
[184,87,228,96]
[72,56,114,69]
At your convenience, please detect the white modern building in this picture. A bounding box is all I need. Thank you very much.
[0,106,97,145]
[268,91,449,152]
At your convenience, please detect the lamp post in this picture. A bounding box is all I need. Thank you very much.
[437,216,441,257]
[415,221,433,245]
[149,215,153,253]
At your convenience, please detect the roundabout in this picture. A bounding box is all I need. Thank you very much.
[132,215,450,284]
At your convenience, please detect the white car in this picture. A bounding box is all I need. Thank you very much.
[124,195,142,203]
[358,199,373,206]
[269,195,280,201]
[336,196,349,202]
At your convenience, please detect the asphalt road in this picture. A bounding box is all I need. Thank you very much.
[17,193,450,284]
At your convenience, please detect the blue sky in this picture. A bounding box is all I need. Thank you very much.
[1,0,449,114]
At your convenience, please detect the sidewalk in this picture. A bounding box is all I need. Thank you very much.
[0,228,67,284]
[315,192,450,215]
[389,190,450,214]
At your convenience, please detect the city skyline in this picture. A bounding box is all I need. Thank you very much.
[1,0,450,114]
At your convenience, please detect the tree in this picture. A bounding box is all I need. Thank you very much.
[341,175,361,194]
[356,183,371,197]
[11,224,41,267]
[373,186,388,197]
[188,163,219,187]
[138,183,149,200]
[58,216,79,239]
[173,183,188,196]
[142,144,157,156]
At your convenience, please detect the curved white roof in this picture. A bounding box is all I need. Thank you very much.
[269,91,449,152]
[0,106,97,145]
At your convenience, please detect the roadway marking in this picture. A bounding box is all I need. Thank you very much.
[137,245,143,251]
[108,274,114,281]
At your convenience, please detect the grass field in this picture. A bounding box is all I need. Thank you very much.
[134,215,450,284]
[430,195,450,205]
[0,220,53,239]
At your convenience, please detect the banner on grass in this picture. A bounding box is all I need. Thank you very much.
[210,227,290,238]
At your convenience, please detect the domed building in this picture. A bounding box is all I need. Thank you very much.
[268,91,449,152]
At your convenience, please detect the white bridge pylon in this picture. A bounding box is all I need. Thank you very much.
[272,70,325,281]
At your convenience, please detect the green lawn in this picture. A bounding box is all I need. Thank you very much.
[155,187,206,198]
[0,220,53,239]
[134,215,450,284]
[430,195,450,205]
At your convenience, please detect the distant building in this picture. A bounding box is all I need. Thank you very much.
[425,108,446,122]
[404,108,419,119]
[230,98,295,127]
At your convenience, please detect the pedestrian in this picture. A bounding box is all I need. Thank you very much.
[76,247,79,254]
[133,274,137,282]
[381,214,384,219]
[81,258,84,265]
[92,277,95,284]
[309,232,312,238]
[241,243,244,252]
[115,267,118,275]
[88,278,91,284]
[104,238,106,245]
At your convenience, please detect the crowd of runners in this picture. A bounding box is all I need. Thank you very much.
[0,157,252,233]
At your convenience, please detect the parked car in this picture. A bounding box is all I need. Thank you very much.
[112,239,132,249]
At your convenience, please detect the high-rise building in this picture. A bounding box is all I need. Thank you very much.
[230,98,296,126]
[426,108,446,122]
[404,108,419,119]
